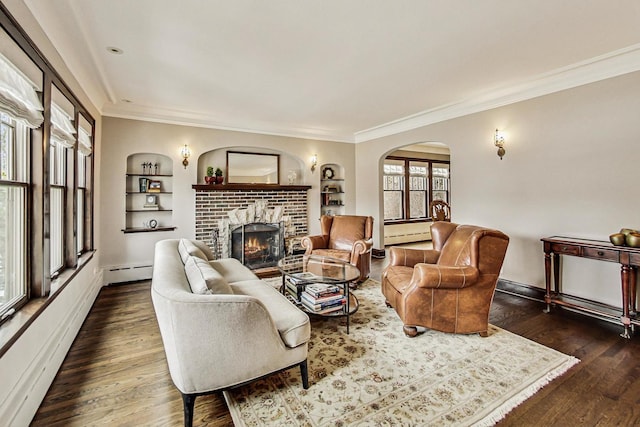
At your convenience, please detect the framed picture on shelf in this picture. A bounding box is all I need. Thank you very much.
[148,180,162,192]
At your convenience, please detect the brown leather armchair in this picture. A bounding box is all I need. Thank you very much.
[381,222,509,337]
[302,215,374,283]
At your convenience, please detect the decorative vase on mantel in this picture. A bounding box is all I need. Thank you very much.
[205,176,215,184]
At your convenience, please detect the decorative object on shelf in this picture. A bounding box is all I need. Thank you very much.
[322,166,335,179]
[627,233,640,247]
[154,162,159,174]
[310,154,317,172]
[141,162,147,175]
[287,169,297,184]
[180,144,191,169]
[494,128,506,160]
[148,180,162,192]
[144,194,159,210]
[610,233,626,246]
[610,228,640,246]
[149,219,158,229]
[205,166,215,184]
[215,167,224,184]
[138,177,149,192]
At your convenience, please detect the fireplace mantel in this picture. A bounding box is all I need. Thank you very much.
[192,184,311,191]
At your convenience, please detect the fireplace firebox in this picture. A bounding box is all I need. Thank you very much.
[230,222,284,270]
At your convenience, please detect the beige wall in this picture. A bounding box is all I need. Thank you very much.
[356,71,640,307]
[100,117,356,269]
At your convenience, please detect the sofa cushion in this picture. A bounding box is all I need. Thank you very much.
[231,279,310,348]
[192,240,216,260]
[209,258,258,284]
[184,256,233,295]
[178,239,208,264]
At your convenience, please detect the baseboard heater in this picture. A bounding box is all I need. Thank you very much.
[384,222,432,245]
[104,264,153,284]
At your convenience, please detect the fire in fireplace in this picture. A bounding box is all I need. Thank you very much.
[230,222,284,270]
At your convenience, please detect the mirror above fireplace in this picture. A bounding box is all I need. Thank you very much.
[227,151,279,184]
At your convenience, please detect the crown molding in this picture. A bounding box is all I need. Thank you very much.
[354,43,640,143]
[101,103,355,143]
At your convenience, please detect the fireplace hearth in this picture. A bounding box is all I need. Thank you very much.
[230,222,284,270]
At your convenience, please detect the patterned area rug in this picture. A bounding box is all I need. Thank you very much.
[224,278,579,426]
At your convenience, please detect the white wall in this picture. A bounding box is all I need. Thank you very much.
[100,117,356,273]
[356,71,640,307]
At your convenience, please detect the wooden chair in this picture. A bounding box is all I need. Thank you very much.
[430,200,451,221]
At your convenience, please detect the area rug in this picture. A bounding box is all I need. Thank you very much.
[224,278,579,426]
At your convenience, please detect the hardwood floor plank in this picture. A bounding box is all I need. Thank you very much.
[31,259,640,426]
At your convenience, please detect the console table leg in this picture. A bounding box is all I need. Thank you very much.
[630,266,638,317]
[621,265,632,339]
[543,252,553,313]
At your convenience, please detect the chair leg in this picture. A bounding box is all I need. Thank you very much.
[479,331,489,337]
[300,359,309,389]
[182,393,196,427]
[403,325,418,337]
[384,300,392,307]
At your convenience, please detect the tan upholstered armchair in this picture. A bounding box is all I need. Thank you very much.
[381,222,509,337]
[302,215,374,283]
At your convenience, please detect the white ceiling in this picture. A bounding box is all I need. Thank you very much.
[23,0,640,142]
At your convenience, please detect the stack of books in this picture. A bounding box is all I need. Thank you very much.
[300,283,346,314]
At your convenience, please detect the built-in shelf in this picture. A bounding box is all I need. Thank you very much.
[122,226,177,234]
[320,163,345,215]
[124,153,175,232]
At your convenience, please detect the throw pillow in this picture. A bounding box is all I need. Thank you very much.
[184,256,233,295]
[178,239,208,264]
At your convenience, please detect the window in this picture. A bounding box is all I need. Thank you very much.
[0,113,28,320]
[77,120,93,256]
[383,161,404,221]
[0,14,95,326]
[49,96,76,276]
[383,156,450,223]
[408,162,428,219]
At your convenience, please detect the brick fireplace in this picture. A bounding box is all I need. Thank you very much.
[192,184,311,265]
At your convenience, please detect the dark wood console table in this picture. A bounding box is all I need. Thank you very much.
[542,236,639,338]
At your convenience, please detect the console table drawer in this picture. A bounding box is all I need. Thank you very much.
[550,243,580,256]
[630,253,640,266]
[582,247,619,262]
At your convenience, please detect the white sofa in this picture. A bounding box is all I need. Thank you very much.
[151,239,310,427]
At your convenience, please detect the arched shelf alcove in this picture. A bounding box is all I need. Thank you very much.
[123,153,176,233]
[320,163,345,216]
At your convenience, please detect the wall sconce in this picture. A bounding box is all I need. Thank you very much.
[494,129,506,160]
[180,144,191,169]
[310,154,318,172]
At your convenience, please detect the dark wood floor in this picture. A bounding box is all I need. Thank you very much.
[31,257,640,426]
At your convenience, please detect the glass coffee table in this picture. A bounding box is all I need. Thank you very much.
[278,254,360,333]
